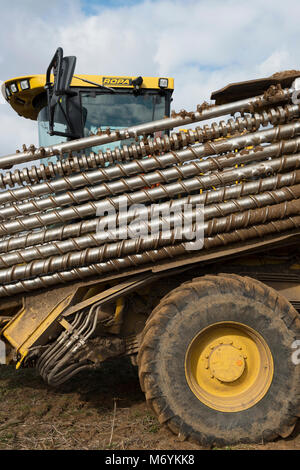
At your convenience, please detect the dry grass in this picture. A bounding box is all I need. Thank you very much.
[0,359,298,450]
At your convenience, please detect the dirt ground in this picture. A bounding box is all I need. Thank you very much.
[0,358,298,451]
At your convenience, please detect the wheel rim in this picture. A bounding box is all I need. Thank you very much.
[185,321,274,412]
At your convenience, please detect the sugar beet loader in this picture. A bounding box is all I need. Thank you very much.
[0,48,299,446]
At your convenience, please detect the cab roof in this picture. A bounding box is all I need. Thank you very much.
[1,74,174,121]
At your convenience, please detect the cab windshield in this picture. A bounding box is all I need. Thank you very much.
[81,91,167,153]
[38,102,68,164]
[37,90,168,161]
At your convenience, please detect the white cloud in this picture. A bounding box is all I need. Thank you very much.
[0,81,6,104]
[257,50,292,77]
[0,0,300,157]
[0,104,37,155]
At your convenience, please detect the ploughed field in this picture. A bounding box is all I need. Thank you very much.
[0,358,298,450]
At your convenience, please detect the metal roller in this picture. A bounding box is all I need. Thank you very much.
[2,115,300,210]
[0,102,298,188]
[0,85,292,169]
[1,170,299,254]
[0,80,299,299]
[0,215,299,299]
[0,198,299,284]
[1,183,299,268]
[0,152,299,237]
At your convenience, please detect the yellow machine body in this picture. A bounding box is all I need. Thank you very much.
[1,74,174,121]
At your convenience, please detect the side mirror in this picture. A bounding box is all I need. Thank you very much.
[45,47,79,139]
[56,56,76,95]
[45,47,76,95]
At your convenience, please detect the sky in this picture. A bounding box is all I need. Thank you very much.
[1,0,300,156]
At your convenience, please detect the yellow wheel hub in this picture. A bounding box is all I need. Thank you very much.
[209,344,245,382]
[185,322,274,412]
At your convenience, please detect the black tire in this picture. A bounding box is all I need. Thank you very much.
[138,273,300,446]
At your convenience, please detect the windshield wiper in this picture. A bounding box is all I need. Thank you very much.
[73,75,116,92]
